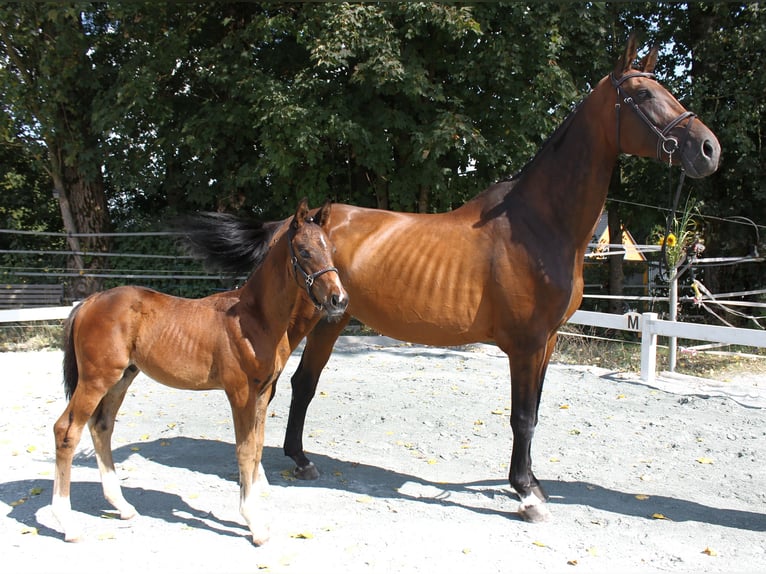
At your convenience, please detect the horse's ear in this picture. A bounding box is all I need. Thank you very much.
[639,45,659,74]
[293,197,310,230]
[613,32,639,78]
[316,200,332,228]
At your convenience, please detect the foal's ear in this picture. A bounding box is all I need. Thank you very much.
[293,197,310,229]
[614,32,639,78]
[316,200,332,228]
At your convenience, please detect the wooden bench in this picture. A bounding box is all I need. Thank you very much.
[0,283,64,309]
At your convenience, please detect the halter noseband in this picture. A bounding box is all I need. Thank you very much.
[610,71,696,162]
[287,221,339,310]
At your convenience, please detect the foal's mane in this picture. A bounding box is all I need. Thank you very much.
[177,212,283,274]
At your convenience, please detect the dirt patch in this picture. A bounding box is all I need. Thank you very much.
[1,337,764,573]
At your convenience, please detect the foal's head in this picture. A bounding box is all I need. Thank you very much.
[288,198,348,321]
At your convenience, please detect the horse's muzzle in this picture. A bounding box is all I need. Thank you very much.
[681,131,721,179]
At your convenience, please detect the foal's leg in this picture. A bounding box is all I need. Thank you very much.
[286,315,349,479]
[52,386,112,541]
[88,366,140,520]
[227,382,272,545]
[506,335,557,523]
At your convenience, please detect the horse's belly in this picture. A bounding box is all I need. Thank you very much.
[349,292,493,347]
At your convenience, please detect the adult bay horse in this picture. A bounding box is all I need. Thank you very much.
[52,199,348,545]
[184,35,721,523]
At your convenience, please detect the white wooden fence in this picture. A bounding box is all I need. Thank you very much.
[1,305,764,385]
[569,309,766,383]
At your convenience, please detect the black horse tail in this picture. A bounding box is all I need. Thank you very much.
[175,212,284,275]
[62,303,83,401]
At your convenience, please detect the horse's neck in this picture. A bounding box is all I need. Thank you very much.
[239,237,298,336]
[512,92,616,249]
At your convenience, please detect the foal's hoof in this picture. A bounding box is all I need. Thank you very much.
[518,502,552,523]
[64,530,86,543]
[119,506,138,520]
[293,462,319,481]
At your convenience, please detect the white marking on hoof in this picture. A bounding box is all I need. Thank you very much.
[518,491,552,523]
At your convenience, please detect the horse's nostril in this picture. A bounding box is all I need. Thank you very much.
[702,140,715,159]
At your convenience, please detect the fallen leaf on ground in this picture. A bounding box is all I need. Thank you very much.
[290,532,314,539]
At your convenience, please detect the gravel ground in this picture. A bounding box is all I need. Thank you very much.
[1,337,764,573]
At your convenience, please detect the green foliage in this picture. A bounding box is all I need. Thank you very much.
[0,2,762,299]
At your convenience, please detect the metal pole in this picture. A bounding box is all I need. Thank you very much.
[668,271,678,372]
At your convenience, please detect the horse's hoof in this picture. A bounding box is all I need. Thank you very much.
[294,462,319,480]
[250,526,271,546]
[518,502,552,523]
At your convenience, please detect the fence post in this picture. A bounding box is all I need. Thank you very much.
[640,312,658,384]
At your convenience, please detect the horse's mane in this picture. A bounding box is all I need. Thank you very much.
[504,98,584,183]
[176,212,283,274]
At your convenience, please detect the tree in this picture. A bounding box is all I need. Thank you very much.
[0,3,111,297]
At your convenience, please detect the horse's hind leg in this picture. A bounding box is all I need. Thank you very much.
[52,385,111,542]
[88,366,140,520]
[286,315,349,479]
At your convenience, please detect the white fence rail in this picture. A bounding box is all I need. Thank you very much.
[1,305,763,385]
[569,310,765,383]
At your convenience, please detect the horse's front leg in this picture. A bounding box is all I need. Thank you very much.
[507,336,557,523]
[286,315,349,479]
[88,367,140,520]
[228,381,272,546]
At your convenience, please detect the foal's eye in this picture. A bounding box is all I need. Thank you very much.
[299,249,311,259]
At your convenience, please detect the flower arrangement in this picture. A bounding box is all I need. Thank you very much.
[651,197,703,275]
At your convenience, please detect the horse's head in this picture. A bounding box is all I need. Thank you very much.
[289,198,348,321]
[605,33,720,178]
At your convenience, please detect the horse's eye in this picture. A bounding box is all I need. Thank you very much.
[636,89,651,101]
[299,249,311,259]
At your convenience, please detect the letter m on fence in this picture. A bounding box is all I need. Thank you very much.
[625,312,641,331]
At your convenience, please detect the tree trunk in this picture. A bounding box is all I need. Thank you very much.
[49,145,111,299]
[607,208,625,314]
[417,184,429,213]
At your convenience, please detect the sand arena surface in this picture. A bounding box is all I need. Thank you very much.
[1,337,764,573]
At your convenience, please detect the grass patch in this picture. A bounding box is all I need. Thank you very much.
[0,322,65,352]
[555,324,766,380]
[1,321,763,382]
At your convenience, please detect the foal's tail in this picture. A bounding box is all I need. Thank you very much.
[62,303,84,401]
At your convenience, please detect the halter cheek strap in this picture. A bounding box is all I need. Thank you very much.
[287,224,339,310]
[610,72,696,162]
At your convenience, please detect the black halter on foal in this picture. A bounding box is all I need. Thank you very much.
[610,71,696,162]
[288,221,339,310]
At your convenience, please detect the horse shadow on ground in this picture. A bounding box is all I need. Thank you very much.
[3,436,763,540]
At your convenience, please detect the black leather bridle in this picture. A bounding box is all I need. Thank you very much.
[610,71,696,163]
[611,71,698,281]
[287,222,339,310]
